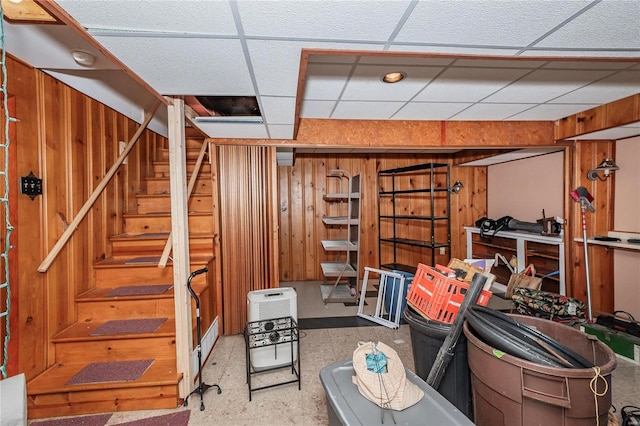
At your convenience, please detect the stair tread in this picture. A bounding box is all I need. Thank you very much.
[27,359,180,394]
[136,193,212,198]
[94,254,213,267]
[123,211,211,218]
[77,282,207,299]
[53,318,176,342]
[110,232,214,240]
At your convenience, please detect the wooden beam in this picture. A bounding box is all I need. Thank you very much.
[555,93,640,140]
[37,100,161,272]
[167,98,193,398]
[209,119,556,148]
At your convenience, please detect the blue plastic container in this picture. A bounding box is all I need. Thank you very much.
[383,270,414,320]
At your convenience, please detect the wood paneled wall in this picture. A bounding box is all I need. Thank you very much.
[569,141,616,314]
[278,153,488,282]
[7,55,165,379]
[218,145,279,335]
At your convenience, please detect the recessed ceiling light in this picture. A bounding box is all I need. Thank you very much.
[9,0,23,3]
[382,72,406,83]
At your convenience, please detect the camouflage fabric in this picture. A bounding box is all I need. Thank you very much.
[511,287,586,322]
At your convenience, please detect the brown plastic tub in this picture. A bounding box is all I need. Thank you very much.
[463,315,616,426]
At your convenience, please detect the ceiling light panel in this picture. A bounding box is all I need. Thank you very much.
[303,63,354,100]
[236,0,410,40]
[413,67,531,103]
[532,1,640,50]
[58,0,238,35]
[483,69,614,103]
[392,102,472,120]
[341,64,442,101]
[333,101,405,120]
[395,1,590,46]
[93,36,253,94]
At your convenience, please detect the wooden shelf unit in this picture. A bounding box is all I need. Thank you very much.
[465,226,565,295]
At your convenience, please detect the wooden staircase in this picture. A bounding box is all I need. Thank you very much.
[26,138,215,419]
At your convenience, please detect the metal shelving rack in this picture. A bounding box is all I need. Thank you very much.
[377,163,451,273]
[320,169,361,304]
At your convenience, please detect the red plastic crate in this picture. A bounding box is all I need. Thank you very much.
[406,263,492,324]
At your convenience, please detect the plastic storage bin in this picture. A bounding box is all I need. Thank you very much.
[407,263,492,324]
[404,305,473,420]
[319,359,474,426]
[464,314,617,426]
[383,270,414,320]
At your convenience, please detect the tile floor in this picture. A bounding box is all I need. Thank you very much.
[29,282,640,425]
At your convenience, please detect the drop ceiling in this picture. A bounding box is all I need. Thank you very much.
[3,0,640,143]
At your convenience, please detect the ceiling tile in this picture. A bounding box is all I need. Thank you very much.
[303,63,353,100]
[533,1,640,50]
[541,61,636,70]
[333,101,405,119]
[395,0,592,46]
[483,69,614,103]
[267,124,295,140]
[387,45,522,56]
[414,67,531,102]
[247,40,384,97]
[392,102,472,120]
[452,58,546,69]
[58,0,238,35]
[300,100,337,118]
[548,70,640,104]
[196,122,269,139]
[236,0,411,40]
[259,97,297,125]
[358,56,456,67]
[341,64,443,101]
[508,103,599,121]
[451,103,536,120]
[93,36,253,94]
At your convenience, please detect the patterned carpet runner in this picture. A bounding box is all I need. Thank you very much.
[66,359,154,385]
[90,318,167,336]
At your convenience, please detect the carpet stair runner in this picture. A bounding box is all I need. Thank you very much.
[27,136,216,419]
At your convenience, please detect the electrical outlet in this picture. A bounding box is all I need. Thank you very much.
[440,247,446,255]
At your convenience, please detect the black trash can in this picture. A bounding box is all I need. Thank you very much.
[403,305,473,421]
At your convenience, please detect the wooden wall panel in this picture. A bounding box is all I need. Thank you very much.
[278,153,488,282]
[218,146,279,335]
[570,141,615,314]
[7,54,166,379]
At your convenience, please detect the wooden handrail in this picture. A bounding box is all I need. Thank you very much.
[38,101,161,272]
[157,140,209,268]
